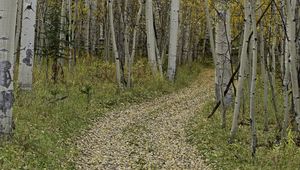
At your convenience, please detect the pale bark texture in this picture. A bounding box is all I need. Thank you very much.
[167,0,180,81]
[287,0,300,130]
[59,0,66,65]
[249,0,258,155]
[215,0,232,128]
[128,0,143,88]
[0,0,18,136]
[85,0,90,54]
[145,0,158,75]
[230,0,251,140]
[18,0,37,90]
[108,0,122,88]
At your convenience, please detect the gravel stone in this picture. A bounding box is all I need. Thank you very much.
[75,69,214,170]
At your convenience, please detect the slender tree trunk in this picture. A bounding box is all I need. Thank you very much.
[287,0,300,130]
[18,0,37,90]
[230,0,251,141]
[249,0,258,156]
[145,0,158,75]
[85,0,90,55]
[204,0,219,102]
[68,0,73,70]
[123,0,130,69]
[128,0,143,88]
[167,0,180,81]
[14,0,23,63]
[59,0,66,65]
[108,0,122,88]
[281,0,290,138]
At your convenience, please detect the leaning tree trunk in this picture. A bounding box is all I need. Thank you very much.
[0,0,18,137]
[108,0,122,88]
[145,0,158,75]
[167,0,180,81]
[287,0,300,131]
[18,0,37,90]
[230,0,251,141]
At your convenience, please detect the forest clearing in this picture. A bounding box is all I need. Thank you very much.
[1,0,300,169]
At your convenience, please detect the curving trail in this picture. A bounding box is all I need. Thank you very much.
[75,68,214,169]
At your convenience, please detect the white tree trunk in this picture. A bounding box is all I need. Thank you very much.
[124,0,130,69]
[249,0,258,155]
[59,0,66,65]
[108,0,122,88]
[167,0,180,81]
[18,0,37,90]
[215,0,232,128]
[128,0,143,87]
[68,0,72,70]
[230,0,251,140]
[0,0,18,136]
[287,0,300,131]
[145,0,158,74]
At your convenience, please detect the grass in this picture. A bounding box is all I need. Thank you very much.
[188,75,300,170]
[0,58,205,169]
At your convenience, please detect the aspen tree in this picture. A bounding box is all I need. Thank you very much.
[59,0,66,65]
[108,0,122,88]
[167,0,180,81]
[287,0,300,130]
[0,0,18,136]
[145,0,158,75]
[249,0,258,155]
[128,0,144,87]
[230,0,251,141]
[18,0,37,90]
[215,0,232,128]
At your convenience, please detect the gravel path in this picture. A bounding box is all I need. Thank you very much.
[75,68,214,169]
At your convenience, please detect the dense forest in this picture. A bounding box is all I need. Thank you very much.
[0,0,300,169]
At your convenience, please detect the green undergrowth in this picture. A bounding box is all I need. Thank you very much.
[188,75,300,170]
[0,58,207,169]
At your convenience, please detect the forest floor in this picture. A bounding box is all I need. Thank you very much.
[75,68,214,169]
